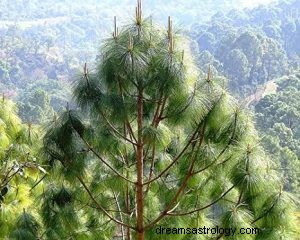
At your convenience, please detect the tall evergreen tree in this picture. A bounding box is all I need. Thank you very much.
[42,1,296,239]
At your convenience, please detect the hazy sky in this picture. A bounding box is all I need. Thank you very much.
[240,0,276,8]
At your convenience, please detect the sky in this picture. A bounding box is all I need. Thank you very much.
[240,0,276,8]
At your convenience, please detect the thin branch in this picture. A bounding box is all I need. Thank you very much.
[143,121,203,185]
[155,97,167,127]
[30,174,47,192]
[144,143,156,196]
[147,143,156,182]
[167,185,236,216]
[68,112,135,184]
[237,189,244,206]
[77,176,136,230]
[117,75,138,147]
[161,83,197,120]
[101,111,138,146]
[251,191,282,224]
[192,148,232,176]
[0,165,16,188]
[192,110,238,175]
[126,120,137,144]
[113,192,125,240]
[78,134,135,184]
[145,124,205,229]
[151,93,164,127]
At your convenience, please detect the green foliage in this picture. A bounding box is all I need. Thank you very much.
[43,110,87,180]
[10,211,40,240]
[0,1,298,239]
[38,11,297,239]
[192,0,300,96]
[18,89,54,124]
[0,98,45,238]
[0,0,262,124]
[255,73,300,196]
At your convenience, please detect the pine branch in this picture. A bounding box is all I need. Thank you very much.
[161,82,197,120]
[143,120,203,186]
[192,109,239,175]
[66,109,135,184]
[206,65,212,82]
[77,134,135,184]
[143,93,166,163]
[126,120,138,145]
[167,185,236,216]
[1,162,37,189]
[144,143,156,196]
[83,62,90,86]
[145,123,205,229]
[113,192,125,240]
[156,97,167,127]
[147,143,156,183]
[100,111,138,146]
[77,176,136,230]
[251,191,282,224]
[116,74,138,145]
[151,93,164,127]
[30,174,47,192]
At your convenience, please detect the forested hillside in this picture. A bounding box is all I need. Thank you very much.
[192,0,300,96]
[1,0,297,122]
[255,73,300,196]
[0,0,277,123]
[0,0,274,23]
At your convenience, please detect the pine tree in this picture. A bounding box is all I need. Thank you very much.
[0,96,45,239]
[42,1,296,239]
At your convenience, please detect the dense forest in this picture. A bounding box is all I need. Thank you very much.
[193,0,300,96]
[0,0,299,239]
[255,73,300,196]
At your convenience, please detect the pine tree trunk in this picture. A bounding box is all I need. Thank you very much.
[136,91,144,240]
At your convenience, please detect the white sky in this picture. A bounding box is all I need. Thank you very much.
[240,0,276,8]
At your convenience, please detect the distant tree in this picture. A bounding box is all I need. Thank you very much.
[263,24,281,40]
[18,89,54,124]
[232,31,261,66]
[198,31,215,52]
[224,49,250,86]
[260,38,288,82]
[198,50,222,75]
[0,61,11,83]
[251,6,277,24]
[227,9,249,26]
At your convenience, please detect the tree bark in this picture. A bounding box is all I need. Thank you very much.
[136,91,144,240]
